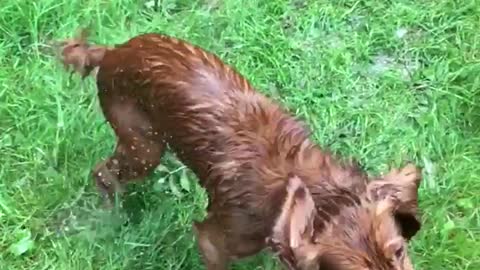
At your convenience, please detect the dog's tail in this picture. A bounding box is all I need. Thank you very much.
[55,28,109,79]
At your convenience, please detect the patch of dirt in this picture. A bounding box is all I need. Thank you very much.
[365,53,420,81]
[291,0,307,10]
[347,15,366,31]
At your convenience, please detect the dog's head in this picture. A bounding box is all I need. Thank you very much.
[268,164,422,270]
[54,28,107,78]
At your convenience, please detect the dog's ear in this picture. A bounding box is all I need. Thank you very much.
[268,175,317,268]
[367,164,423,240]
[272,175,316,248]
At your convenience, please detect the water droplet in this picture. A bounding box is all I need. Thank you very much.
[395,28,408,39]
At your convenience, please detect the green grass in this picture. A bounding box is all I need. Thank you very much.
[1,0,479,269]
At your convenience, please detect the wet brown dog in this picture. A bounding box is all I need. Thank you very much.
[56,29,423,270]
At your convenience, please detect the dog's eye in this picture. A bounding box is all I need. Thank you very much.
[394,245,405,260]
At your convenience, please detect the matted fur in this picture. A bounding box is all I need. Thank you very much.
[56,29,423,270]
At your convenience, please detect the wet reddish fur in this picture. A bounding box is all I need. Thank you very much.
[57,30,423,270]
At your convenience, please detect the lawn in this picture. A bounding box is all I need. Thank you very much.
[1,0,479,269]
